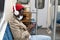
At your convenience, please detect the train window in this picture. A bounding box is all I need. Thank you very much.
[35,0,45,9]
[17,0,30,4]
[0,0,5,21]
[50,0,60,5]
[58,0,60,5]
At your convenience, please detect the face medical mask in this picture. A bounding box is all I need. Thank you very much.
[17,16,23,20]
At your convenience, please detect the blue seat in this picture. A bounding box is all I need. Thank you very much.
[30,35,51,40]
[3,23,13,40]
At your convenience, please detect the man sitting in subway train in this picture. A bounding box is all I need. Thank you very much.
[9,3,30,40]
[13,2,35,33]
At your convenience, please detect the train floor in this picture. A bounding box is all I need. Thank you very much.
[37,28,60,40]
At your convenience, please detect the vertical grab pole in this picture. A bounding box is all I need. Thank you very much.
[53,0,58,40]
[36,0,38,35]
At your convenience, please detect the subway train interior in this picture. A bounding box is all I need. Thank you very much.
[0,0,60,40]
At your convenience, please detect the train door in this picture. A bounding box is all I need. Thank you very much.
[36,0,49,28]
[30,0,36,12]
[30,0,49,28]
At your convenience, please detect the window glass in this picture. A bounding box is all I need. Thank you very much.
[58,0,60,5]
[35,0,45,9]
[50,0,54,5]
[17,0,30,4]
[50,0,60,5]
[0,0,5,21]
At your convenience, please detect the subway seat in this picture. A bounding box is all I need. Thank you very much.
[3,23,51,40]
[30,35,51,40]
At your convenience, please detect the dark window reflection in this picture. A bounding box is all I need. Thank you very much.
[35,0,45,9]
[17,0,30,4]
[58,0,60,5]
[50,0,60,5]
[0,0,5,19]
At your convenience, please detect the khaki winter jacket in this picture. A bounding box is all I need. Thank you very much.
[9,15,30,40]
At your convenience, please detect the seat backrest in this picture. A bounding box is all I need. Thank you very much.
[3,23,13,40]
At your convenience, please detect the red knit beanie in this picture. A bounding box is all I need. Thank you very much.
[13,3,24,11]
[16,3,24,11]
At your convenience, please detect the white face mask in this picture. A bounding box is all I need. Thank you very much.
[17,16,23,20]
